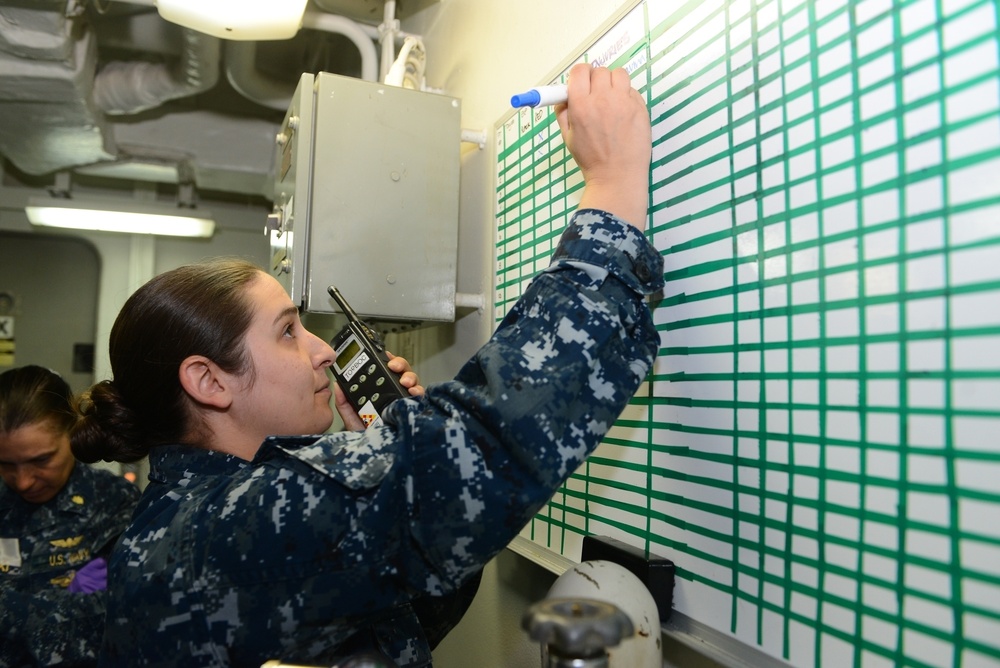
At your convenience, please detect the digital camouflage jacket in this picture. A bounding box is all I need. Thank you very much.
[0,461,140,666]
[99,210,665,667]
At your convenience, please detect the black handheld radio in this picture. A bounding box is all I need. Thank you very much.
[327,286,408,428]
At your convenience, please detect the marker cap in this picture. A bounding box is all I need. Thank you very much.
[510,90,541,108]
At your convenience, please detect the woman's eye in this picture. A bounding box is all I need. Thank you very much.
[283,324,295,338]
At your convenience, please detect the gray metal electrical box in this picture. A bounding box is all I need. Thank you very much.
[268,72,460,321]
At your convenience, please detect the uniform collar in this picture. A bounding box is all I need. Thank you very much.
[0,461,92,516]
[148,444,248,485]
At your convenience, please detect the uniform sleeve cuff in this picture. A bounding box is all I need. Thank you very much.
[547,209,664,295]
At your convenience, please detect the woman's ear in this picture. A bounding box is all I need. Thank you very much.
[178,356,233,409]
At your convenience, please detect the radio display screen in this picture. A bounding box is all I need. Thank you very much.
[335,339,362,372]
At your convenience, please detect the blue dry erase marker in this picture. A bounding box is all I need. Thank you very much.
[510,84,568,108]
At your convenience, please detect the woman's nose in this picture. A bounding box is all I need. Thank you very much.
[11,468,33,491]
[312,333,335,368]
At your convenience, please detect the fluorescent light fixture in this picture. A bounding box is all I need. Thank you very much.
[155,0,309,40]
[26,197,215,238]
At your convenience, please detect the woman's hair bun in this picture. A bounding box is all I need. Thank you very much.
[72,380,149,464]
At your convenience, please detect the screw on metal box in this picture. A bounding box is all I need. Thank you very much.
[523,597,634,668]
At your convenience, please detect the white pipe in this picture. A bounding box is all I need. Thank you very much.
[461,129,487,148]
[300,10,379,82]
[455,292,485,310]
[379,0,398,83]
[224,42,292,111]
[354,22,419,44]
[226,11,379,112]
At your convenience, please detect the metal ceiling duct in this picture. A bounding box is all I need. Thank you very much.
[92,26,220,116]
[0,0,399,198]
[0,2,115,175]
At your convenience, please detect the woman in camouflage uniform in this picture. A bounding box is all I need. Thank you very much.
[0,365,140,666]
[72,63,662,667]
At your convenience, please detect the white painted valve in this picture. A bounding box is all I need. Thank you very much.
[545,560,661,668]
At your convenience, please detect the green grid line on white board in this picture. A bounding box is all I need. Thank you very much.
[493,0,1000,666]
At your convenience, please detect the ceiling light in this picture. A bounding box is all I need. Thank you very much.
[26,197,215,238]
[155,0,310,40]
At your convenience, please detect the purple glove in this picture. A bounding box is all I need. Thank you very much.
[67,557,107,594]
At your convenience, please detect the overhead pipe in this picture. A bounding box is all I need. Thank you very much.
[379,0,398,83]
[225,10,379,112]
[300,10,378,82]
